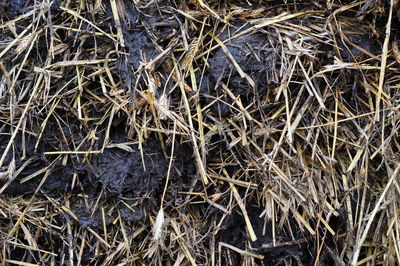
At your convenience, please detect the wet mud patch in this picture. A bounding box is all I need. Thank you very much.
[0,0,31,17]
[201,24,278,94]
[198,24,280,117]
[218,200,316,265]
[92,142,166,196]
[116,0,181,94]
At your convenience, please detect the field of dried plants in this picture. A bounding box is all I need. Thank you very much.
[1,0,400,265]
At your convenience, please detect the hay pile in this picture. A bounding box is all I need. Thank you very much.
[1,0,400,265]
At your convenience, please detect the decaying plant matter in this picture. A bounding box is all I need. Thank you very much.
[1,0,400,265]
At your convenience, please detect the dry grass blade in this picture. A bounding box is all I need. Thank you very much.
[375,0,394,121]
[351,163,400,265]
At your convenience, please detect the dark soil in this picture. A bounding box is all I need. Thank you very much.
[219,206,316,265]
[0,0,30,17]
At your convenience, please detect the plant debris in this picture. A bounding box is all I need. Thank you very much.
[1,0,400,265]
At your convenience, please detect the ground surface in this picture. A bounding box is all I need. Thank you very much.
[1,0,400,265]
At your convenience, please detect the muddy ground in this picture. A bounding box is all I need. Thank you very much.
[1,0,398,265]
